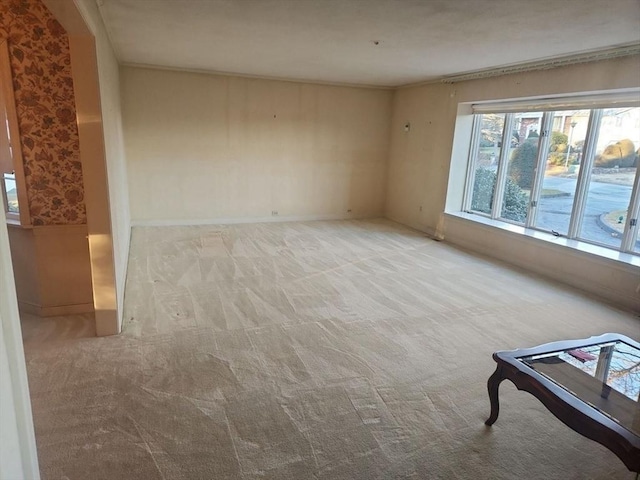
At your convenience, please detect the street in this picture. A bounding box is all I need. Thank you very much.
[535,175,637,250]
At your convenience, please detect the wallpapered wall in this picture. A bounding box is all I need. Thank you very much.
[0,0,86,225]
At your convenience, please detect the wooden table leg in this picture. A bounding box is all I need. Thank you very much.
[485,364,504,426]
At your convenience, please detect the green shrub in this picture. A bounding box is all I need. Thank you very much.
[472,168,528,223]
[502,178,529,223]
[471,168,495,214]
[547,152,565,166]
[509,139,538,188]
[546,131,572,165]
[551,131,568,147]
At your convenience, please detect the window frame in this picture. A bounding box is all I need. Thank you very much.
[463,96,640,256]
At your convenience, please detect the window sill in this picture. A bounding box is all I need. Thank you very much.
[6,219,31,228]
[444,211,640,269]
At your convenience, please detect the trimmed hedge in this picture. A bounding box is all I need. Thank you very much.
[595,139,638,168]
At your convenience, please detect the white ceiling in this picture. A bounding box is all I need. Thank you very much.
[97,0,640,87]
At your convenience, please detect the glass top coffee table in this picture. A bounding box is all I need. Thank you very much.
[485,333,640,473]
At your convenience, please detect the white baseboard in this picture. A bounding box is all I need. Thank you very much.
[383,213,441,240]
[131,213,379,227]
[19,301,94,317]
[117,222,132,333]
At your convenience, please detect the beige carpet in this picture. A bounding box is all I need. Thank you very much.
[21,219,639,479]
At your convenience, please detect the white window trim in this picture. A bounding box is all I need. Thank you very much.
[622,170,640,253]
[463,95,640,257]
[472,91,640,114]
[462,116,482,212]
[526,112,553,228]
[492,114,514,220]
[568,109,601,239]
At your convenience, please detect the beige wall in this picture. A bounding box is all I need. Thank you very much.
[386,82,454,234]
[122,67,392,224]
[444,215,640,311]
[385,55,640,310]
[8,224,94,316]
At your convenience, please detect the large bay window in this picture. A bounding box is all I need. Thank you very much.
[463,93,640,256]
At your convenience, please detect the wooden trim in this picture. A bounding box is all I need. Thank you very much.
[30,223,88,236]
[18,301,94,317]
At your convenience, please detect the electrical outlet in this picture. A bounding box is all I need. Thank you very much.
[419,206,423,212]
[347,209,352,213]
[271,210,278,216]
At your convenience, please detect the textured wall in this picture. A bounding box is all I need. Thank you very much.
[122,66,392,223]
[0,0,85,225]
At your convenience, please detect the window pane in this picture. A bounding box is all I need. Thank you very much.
[534,110,589,235]
[3,172,18,214]
[634,224,640,254]
[579,107,639,249]
[500,112,543,223]
[469,114,505,215]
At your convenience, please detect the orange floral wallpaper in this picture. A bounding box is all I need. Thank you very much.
[0,0,86,225]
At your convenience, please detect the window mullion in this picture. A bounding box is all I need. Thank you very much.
[620,169,640,252]
[568,109,602,239]
[462,115,483,212]
[490,113,514,219]
[526,112,553,228]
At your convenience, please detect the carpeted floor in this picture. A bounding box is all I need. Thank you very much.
[21,219,639,479]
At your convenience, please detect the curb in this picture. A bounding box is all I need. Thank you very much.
[541,192,571,199]
[597,213,624,237]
